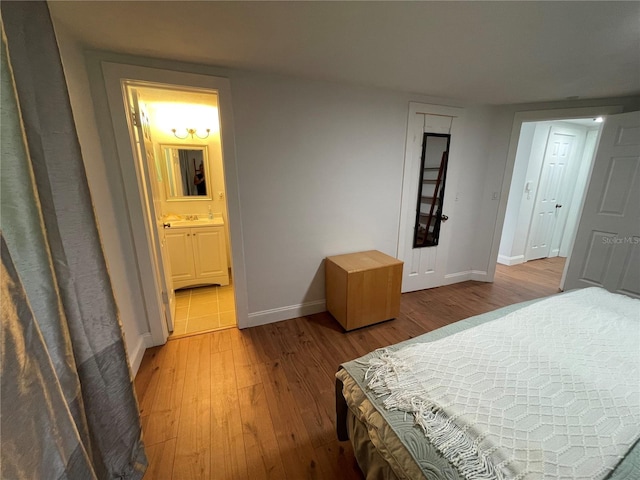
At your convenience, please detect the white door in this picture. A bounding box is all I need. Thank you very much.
[397,103,463,292]
[563,111,640,297]
[526,127,579,261]
[130,89,177,330]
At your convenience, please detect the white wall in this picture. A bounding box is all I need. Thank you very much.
[233,74,405,313]
[444,107,496,276]
[51,22,640,365]
[498,122,536,264]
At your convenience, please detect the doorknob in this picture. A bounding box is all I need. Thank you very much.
[441,214,449,222]
[555,204,563,209]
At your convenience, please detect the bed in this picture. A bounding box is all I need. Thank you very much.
[336,288,640,479]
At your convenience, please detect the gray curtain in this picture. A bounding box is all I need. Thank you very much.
[0,2,146,479]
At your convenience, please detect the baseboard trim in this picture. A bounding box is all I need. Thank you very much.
[497,254,525,266]
[443,270,472,284]
[246,300,326,328]
[129,333,152,377]
[443,269,489,286]
[471,270,489,282]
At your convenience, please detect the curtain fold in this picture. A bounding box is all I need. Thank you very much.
[1,235,98,480]
[0,2,147,478]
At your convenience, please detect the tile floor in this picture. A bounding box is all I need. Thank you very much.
[170,283,236,338]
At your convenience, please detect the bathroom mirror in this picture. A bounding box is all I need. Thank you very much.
[161,145,211,200]
[413,133,450,248]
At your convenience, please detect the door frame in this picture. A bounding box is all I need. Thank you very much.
[488,105,623,287]
[102,63,249,345]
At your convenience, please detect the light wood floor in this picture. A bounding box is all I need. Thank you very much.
[135,257,565,480]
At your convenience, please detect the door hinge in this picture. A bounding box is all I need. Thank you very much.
[130,106,138,126]
[161,290,169,304]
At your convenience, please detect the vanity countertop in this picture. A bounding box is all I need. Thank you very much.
[163,215,224,228]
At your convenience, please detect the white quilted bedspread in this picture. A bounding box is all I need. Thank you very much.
[366,288,640,480]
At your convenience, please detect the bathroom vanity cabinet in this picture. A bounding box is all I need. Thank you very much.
[165,225,229,289]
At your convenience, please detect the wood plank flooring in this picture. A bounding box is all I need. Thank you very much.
[136,257,565,479]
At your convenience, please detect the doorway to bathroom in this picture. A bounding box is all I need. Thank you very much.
[102,63,249,345]
[130,84,237,338]
[131,82,237,338]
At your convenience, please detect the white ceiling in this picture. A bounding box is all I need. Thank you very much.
[49,1,640,105]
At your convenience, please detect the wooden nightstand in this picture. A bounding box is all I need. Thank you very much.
[325,250,403,331]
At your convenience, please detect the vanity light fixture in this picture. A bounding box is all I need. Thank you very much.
[593,117,604,123]
[171,128,211,140]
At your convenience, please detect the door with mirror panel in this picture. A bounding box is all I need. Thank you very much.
[414,133,450,248]
[398,103,463,292]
